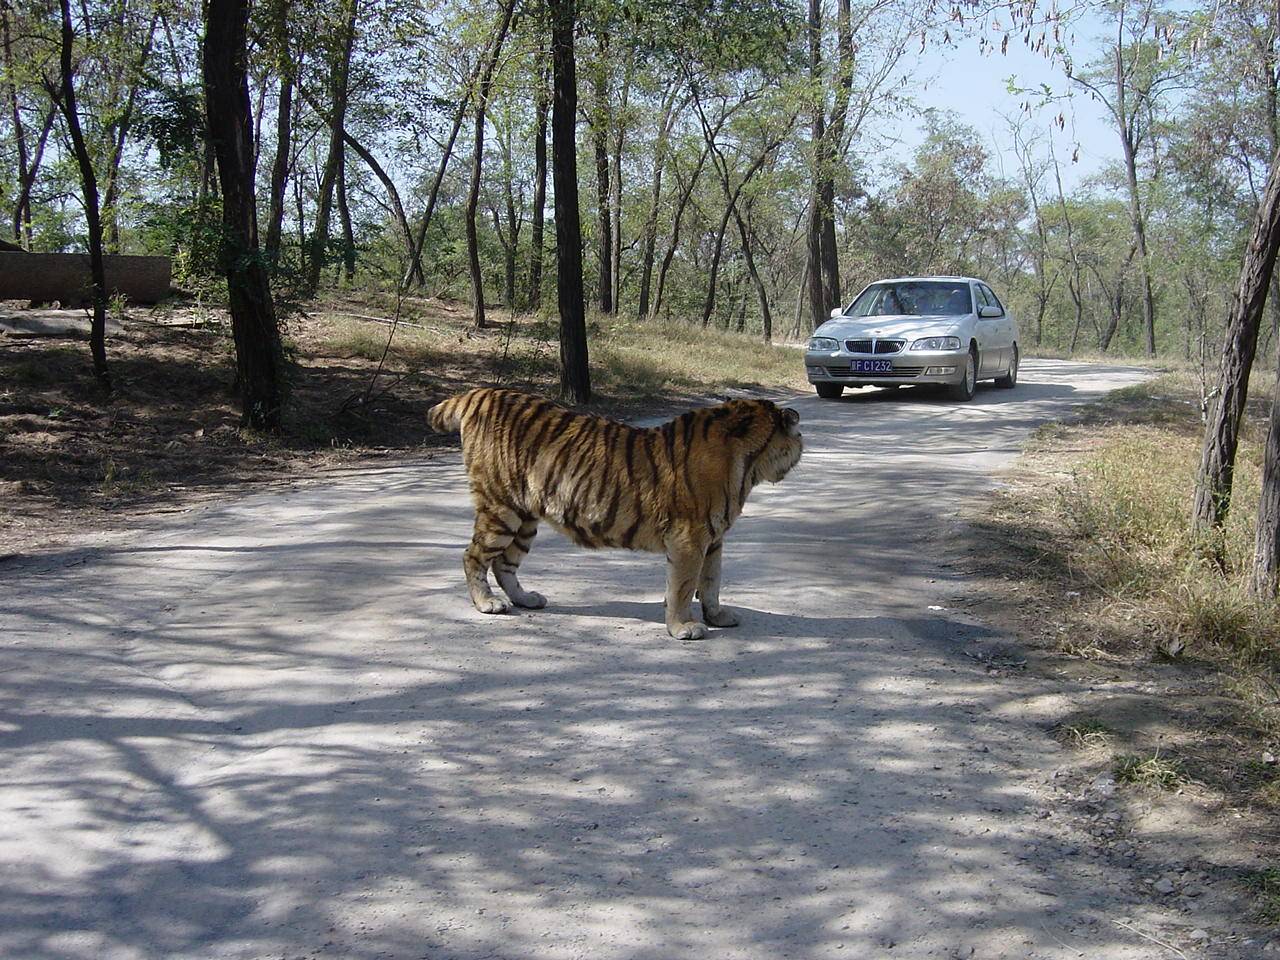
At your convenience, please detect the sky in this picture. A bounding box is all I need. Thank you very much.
[901,12,1119,192]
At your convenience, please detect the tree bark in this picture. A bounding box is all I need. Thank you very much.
[264,0,293,269]
[805,0,831,327]
[527,45,549,309]
[102,12,158,253]
[608,55,632,312]
[549,0,590,402]
[653,140,712,319]
[500,121,519,307]
[296,83,416,273]
[734,205,772,341]
[591,94,613,314]
[335,149,355,283]
[302,0,358,298]
[636,88,680,318]
[1253,361,1280,596]
[464,0,514,329]
[204,0,287,430]
[1193,144,1280,535]
[56,0,108,388]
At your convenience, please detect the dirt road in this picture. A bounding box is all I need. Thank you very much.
[5,360,1252,959]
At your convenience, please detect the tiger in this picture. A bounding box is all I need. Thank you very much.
[426,387,803,639]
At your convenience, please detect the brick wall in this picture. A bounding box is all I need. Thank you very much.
[0,252,172,304]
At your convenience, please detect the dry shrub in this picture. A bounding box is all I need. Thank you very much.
[1058,425,1280,664]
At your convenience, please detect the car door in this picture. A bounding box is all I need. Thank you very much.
[981,283,1015,364]
[973,284,1004,374]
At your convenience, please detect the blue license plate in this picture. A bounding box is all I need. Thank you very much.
[852,360,893,373]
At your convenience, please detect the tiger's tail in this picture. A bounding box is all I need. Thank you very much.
[426,390,477,433]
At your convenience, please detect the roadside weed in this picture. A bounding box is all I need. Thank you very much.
[1113,752,1187,790]
[1056,718,1113,748]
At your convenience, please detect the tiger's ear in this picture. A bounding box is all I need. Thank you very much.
[781,407,800,434]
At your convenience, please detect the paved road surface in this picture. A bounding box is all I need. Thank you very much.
[6,360,1219,960]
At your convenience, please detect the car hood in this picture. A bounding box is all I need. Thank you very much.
[815,314,964,340]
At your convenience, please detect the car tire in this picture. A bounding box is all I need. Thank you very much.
[816,383,844,400]
[995,344,1018,389]
[947,347,978,402]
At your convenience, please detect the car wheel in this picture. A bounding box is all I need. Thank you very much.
[946,347,978,402]
[816,383,844,400]
[996,344,1018,389]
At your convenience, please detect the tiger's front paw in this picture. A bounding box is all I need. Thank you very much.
[668,621,707,641]
[474,596,510,615]
[703,607,740,628]
[512,591,546,609]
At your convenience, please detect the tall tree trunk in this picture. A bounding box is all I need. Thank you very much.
[527,46,549,309]
[805,0,828,327]
[465,0,514,329]
[636,88,680,318]
[264,0,293,269]
[549,0,590,401]
[608,56,631,312]
[336,149,355,283]
[1192,144,1280,535]
[653,141,712,318]
[734,206,772,341]
[265,69,293,266]
[342,129,413,266]
[204,0,287,429]
[592,108,612,313]
[701,203,735,327]
[1253,361,1280,597]
[102,13,158,253]
[10,106,54,249]
[1113,36,1156,356]
[404,78,474,288]
[303,0,358,298]
[296,82,415,274]
[501,126,519,307]
[56,0,108,388]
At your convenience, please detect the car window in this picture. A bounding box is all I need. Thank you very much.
[974,284,991,309]
[847,281,973,317]
[980,284,1005,315]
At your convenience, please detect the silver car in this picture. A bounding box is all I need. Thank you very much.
[804,276,1020,401]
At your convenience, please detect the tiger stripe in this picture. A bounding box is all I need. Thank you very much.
[426,387,802,638]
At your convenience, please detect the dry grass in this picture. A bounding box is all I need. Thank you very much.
[1113,751,1188,790]
[1055,718,1114,748]
[311,302,808,403]
[1244,867,1280,923]
[973,368,1280,822]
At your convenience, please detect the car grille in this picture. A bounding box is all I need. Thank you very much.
[845,339,905,354]
[825,365,924,379]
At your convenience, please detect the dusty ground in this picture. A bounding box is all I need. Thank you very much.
[6,359,1276,959]
[953,380,1280,935]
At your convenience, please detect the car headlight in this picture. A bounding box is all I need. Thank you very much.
[910,336,961,351]
[808,337,839,351]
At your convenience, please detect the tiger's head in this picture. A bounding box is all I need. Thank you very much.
[758,402,803,483]
[715,398,803,486]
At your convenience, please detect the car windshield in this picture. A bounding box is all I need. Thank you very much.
[845,281,973,317]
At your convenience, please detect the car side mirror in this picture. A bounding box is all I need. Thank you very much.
[978,305,1002,319]
[830,307,844,319]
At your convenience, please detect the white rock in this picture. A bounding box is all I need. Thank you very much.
[1189,929,1209,941]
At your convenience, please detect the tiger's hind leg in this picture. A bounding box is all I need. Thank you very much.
[493,517,546,609]
[463,506,521,614]
[697,540,739,628]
